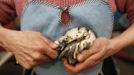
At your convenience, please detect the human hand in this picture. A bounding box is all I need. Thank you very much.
[64,37,118,75]
[1,29,59,69]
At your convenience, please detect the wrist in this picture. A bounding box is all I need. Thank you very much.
[106,38,123,57]
[0,26,12,47]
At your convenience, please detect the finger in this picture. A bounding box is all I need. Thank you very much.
[15,50,49,67]
[77,49,93,62]
[64,59,76,74]
[65,49,106,73]
[89,46,108,61]
[15,54,32,69]
[77,41,101,62]
[30,51,51,62]
[27,55,50,67]
[13,50,34,62]
[40,36,59,49]
[64,59,88,74]
[15,54,26,64]
[68,58,99,73]
[25,38,58,60]
[77,38,108,62]
[74,58,98,73]
[88,38,109,61]
[40,44,58,59]
[39,54,51,63]
[72,47,108,73]
[16,53,43,69]
[19,48,49,64]
[64,44,108,74]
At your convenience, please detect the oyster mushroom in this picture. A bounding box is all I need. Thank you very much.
[57,27,96,65]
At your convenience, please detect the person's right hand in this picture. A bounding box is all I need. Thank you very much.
[0,28,59,69]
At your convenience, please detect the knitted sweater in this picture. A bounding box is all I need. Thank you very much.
[0,0,134,25]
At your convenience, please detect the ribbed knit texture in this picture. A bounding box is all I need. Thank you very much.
[0,0,134,25]
[45,0,84,7]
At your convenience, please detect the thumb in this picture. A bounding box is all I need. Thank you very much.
[77,38,104,62]
[77,49,93,62]
[41,36,59,49]
[49,41,59,49]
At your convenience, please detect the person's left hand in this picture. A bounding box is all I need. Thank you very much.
[64,37,118,75]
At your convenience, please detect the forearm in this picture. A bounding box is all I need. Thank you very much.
[0,24,5,46]
[112,23,134,48]
[108,23,134,56]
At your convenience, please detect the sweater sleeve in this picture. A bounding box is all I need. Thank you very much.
[0,0,17,25]
[116,0,134,23]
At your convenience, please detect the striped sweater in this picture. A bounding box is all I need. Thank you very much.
[0,0,134,25]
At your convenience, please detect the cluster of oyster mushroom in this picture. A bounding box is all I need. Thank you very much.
[55,27,96,65]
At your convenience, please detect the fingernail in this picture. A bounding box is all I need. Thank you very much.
[51,42,59,49]
[77,54,83,62]
[16,61,19,64]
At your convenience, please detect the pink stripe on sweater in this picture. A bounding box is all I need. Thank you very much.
[108,0,117,13]
[0,0,118,25]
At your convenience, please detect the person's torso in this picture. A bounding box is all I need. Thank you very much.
[20,0,113,75]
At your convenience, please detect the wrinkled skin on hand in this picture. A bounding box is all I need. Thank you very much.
[64,38,116,75]
[2,30,59,69]
[56,27,96,65]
